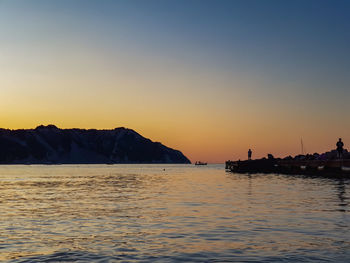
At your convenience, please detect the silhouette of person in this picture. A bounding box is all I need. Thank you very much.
[248,149,252,160]
[336,138,344,159]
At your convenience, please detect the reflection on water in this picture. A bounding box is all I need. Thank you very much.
[0,164,349,262]
[337,179,348,212]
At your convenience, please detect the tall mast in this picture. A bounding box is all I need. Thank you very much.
[301,138,304,155]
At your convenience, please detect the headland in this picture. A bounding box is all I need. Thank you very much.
[0,125,191,164]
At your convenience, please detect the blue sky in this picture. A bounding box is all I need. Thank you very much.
[1,0,349,161]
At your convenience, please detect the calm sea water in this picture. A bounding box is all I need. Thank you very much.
[0,164,349,262]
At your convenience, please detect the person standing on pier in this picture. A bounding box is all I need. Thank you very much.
[248,149,252,160]
[336,138,344,159]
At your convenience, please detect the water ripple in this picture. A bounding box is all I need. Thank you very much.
[0,165,349,262]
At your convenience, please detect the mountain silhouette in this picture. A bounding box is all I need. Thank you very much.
[0,125,191,164]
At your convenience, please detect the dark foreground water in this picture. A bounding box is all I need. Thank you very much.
[0,164,349,262]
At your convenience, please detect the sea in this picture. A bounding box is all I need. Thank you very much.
[0,164,349,262]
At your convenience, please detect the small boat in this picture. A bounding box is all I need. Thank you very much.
[195,161,207,165]
[317,165,325,171]
[341,166,350,172]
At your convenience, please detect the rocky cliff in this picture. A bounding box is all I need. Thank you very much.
[0,125,191,164]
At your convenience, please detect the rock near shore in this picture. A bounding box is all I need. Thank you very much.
[0,125,191,164]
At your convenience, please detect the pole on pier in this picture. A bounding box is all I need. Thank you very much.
[301,138,304,155]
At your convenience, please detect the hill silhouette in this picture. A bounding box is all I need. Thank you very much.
[0,125,191,164]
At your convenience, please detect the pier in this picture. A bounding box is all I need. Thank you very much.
[225,159,350,176]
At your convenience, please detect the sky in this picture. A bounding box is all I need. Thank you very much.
[0,0,349,163]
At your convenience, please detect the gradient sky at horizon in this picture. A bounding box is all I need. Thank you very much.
[1,0,349,163]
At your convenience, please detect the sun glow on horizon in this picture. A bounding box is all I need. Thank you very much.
[1,0,349,163]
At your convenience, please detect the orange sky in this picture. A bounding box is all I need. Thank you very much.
[1,1,349,163]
